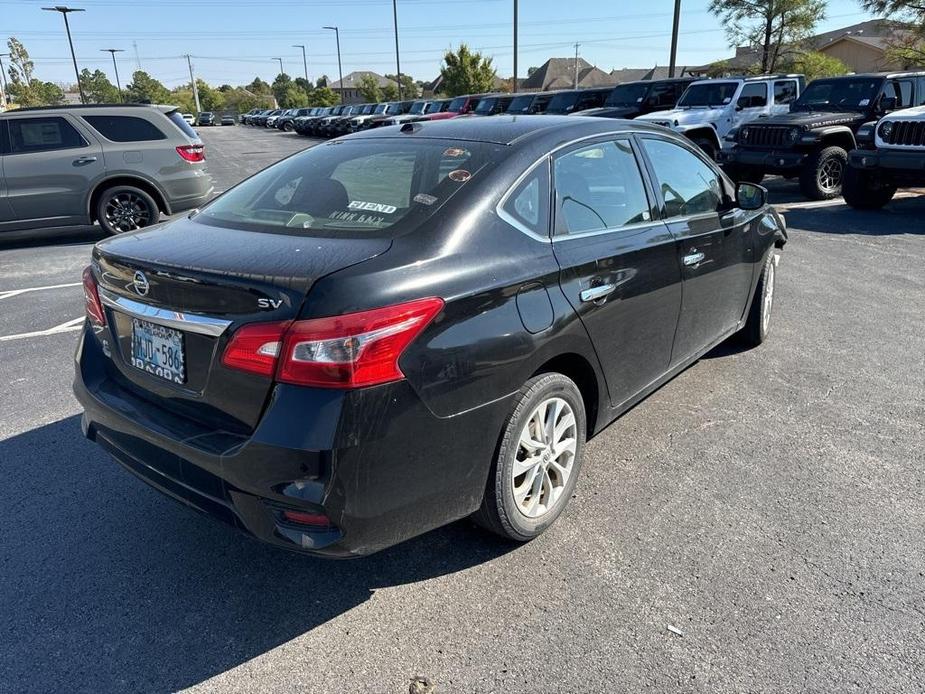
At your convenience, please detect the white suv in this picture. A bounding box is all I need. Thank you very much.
[844,105,925,209]
[635,74,803,159]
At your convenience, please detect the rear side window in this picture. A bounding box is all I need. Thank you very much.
[774,80,798,104]
[83,115,166,142]
[167,111,198,138]
[197,139,503,237]
[8,116,87,153]
[500,159,550,236]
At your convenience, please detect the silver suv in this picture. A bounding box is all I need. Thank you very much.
[0,103,213,235]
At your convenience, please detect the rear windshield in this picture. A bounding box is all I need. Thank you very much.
[167,110,198,138]
[196,138,504,237]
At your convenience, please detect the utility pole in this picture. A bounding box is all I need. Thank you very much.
[272,57,284,76]
[0,53,10,108]
[101,48,124,102]
[512,0,518,93]
[323,26,344,103]
[184,54,201,112]
[292,44,309,83]
[133,40,141,70]
[573,43,580,89]
[669,0,682,78]
[42,6,86,104]
[392,0,402,100]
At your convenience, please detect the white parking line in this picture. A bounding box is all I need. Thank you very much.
[0,317,84,342]
[0,282,82,301]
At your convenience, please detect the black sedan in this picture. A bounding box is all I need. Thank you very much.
[75,117,786,557]
[196,111,215,126]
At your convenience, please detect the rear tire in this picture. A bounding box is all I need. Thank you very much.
[692,136,718,161]
[473,373,586,542]
[799,146,847,200]
[283,122,294,132]
[96,185,159,236]
[741,251,776,347]
[842,165,896,210]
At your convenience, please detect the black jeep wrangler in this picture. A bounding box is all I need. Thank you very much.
[575,77,696,119]
[719,72,925,200]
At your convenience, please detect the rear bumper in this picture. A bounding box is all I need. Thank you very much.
[849,148,925,184]
[74,324,509,557]
[719,147,807,172]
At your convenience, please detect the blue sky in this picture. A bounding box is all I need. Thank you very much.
[2,0,876,88]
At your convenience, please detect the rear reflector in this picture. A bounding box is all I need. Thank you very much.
[281,510,331,527]
[176,144,205,162]
[220,297,444,388]
[82,266,106,327]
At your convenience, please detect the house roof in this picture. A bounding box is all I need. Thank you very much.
[521,58,616,91]
[329,71,397,90]
[610,65,695,82]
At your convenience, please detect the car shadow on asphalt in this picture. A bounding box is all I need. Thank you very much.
[0,415,515,693]
[782,195,925,236]
[0,225,106,251]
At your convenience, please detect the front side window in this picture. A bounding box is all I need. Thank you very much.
[197,139,501,237]
[641,138,723,218]
[83,115,166,142]
[649,83,678,107]
[553,139,651,235]
[8,116,87,154]
[677,82,738,108]
[774,80,798,105]
[738,83,768,109]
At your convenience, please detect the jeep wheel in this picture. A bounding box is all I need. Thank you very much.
[799,146,847,200]
[283,122,294,132]
[842,166,897,210]
[692,136,717,161]
[725,164,765,184]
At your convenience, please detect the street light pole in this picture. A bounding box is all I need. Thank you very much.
[101,48,124,102]
[323,26,344,104]
[272,57,284,76]
[669,0,682,78]
[0,53,10,107]
[42,6,86,104]
[392,0,402,100]
[292,44,309,84]
[512,0,518,93]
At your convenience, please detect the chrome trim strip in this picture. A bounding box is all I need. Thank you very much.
[98,288,233,337]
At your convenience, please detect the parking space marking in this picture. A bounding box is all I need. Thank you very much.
[0,317,84,342]
[0,282,82,301]
[776,192,920,211]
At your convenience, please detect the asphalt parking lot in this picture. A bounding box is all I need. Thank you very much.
[1,125,923,693]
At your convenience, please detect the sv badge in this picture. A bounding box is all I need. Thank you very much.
[257,298,284,310]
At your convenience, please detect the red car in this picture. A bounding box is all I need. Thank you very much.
[418,93,485,121]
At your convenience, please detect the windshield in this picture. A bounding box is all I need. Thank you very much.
[474,98,499,115]
[373,103,388,114]
[546,92,580,114]
[677,82,738,107]
[507,94,534,113]
[408,101,427,115]
[448,96,468,112]
[793,78,881,112]
[196,139,502,237]
[605,83,649,107]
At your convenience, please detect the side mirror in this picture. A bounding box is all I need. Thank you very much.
[736,182,767,210]
[879,96,897,113]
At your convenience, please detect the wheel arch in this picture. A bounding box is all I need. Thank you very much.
[530,352,602,439]
[88,175,170,222]
[817,127,856,153]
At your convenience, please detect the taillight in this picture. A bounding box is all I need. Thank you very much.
[82,265,106,327]
[176,144,205,162]
[221,297,444,388]
[221,321,289,377]
[281,510,331,528]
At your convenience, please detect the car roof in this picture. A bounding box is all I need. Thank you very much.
[346,114,671,146]
[3,103,177,115]
[810,71,925,80]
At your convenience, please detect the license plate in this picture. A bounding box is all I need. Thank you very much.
[131,319,186,384]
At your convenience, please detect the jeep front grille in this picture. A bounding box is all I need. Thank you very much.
[741,126,792,147]
[885,120,925,147]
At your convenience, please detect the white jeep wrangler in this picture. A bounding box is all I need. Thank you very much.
[844,105,925,209]
[635,74,804,160]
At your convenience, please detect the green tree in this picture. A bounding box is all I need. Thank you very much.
[279,85,309,108]
[357,73,381,103]
[272,73,294,106]
[222,87,273,114]
[294,77,312,93]
[195,79,225,111]
[307,86,340,107]
[709,0,826,73]
[80,68,120,103]
[385,73,419,98]
[381,82,399,101]
[168,87,196,114]
[438,44,497,97]
[246,76,273,95]
[125,70,171,104]
[315,75,330,88]
[780,51,849,81]
[859,1,925,66]
[5,38,65,106]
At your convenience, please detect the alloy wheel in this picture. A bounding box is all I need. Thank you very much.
[818,157,843,193]
[762,261,775,334]
[511,397,577,519]
[104,192,152,233]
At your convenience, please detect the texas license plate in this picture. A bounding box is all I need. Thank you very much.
[131,319,186,384]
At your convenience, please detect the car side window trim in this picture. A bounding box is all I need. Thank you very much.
[550,136,660,241]
[496,156,553,242]
[0,120,10,155]
[5,115,90,156]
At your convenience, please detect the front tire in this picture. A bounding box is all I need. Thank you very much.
[692,136,718,161]
[473,373,586,542]
[741,251,777,347]
[725,163,765,184]
[96,185,159,235]
[799,146,847,200]
[283,122,294,132]
[842,166,896,210]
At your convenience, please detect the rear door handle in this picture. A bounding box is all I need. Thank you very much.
[579,283,616,303]
[73,156,97,166]
[682,251,705,266]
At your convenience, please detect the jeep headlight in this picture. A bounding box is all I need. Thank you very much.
[787,127,800,143]
[878,120,893,140]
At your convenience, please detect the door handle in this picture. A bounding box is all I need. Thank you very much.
[579,283,616,303]
[73,156,97,166]
[682,251,705,266]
